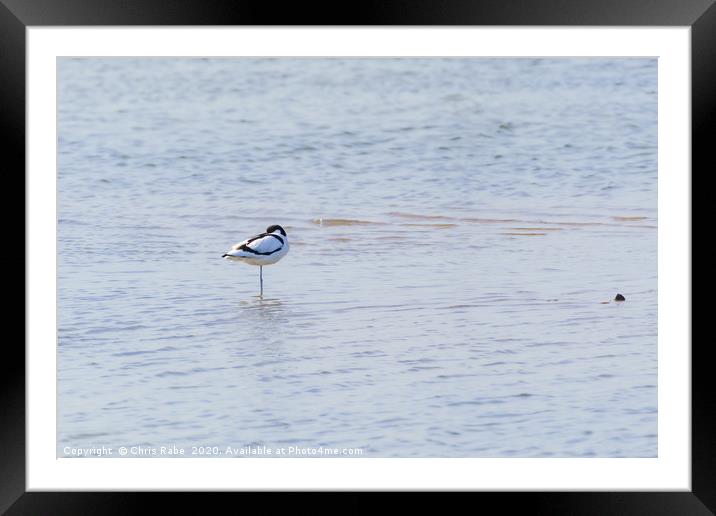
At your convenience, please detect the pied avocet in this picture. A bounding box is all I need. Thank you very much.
[222,225,289,295]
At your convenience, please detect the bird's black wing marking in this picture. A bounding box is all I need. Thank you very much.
[245,232,269,245]
[238,244,283,256]
[245,233,284,245]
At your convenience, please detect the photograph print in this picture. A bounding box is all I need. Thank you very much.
[58,57,657,459]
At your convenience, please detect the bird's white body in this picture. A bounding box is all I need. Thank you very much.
[223,231,289,265]
[223,225,289,294]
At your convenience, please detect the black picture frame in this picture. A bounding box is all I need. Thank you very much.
[3,0,707,512]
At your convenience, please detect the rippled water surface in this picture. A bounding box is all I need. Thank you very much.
[58,58,657,457]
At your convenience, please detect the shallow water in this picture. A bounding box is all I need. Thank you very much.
[57,58,657,457]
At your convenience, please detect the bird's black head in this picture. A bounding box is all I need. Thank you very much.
[266,224,287,236]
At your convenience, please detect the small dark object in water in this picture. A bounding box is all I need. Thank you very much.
[614,294,626,301]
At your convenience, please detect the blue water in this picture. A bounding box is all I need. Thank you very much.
[57,58,657,457]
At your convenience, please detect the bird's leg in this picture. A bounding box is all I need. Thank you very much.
[260,266,263,296]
